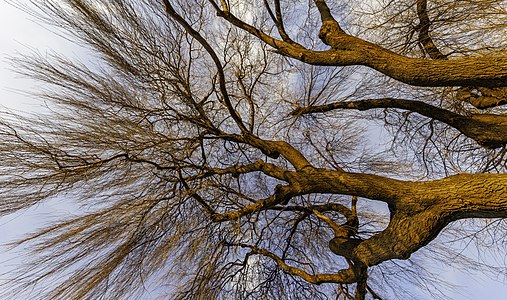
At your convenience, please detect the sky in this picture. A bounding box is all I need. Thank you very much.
[0,0,85,297]
[0,1,76,221]
[0,1,506,299]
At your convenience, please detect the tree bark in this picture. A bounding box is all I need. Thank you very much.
[213,2,507,88]
[333,173,507,266]
[292,98,507,148]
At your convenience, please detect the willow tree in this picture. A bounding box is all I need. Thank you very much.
[1,0,506,299]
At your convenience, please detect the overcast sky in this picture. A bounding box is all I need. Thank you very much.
[0,1,506,299]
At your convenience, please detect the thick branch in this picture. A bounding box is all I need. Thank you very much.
[333,173,507,266]
[416,0,446,60]
[209,169,407,223]
[179,171,218,216]
[213,1,507,87]
[245,135,313,169]
[311,27,507,87]
[208,168,506,268]
[314,0,339,23]
[292,98,507,148]
[183,159,506,272]
[184,161,507,228]
[215,132,312,170]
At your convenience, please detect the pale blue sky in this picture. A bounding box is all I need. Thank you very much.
[0,1,505,299]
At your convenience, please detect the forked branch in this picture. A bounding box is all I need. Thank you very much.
[162,0,249,133]
[212,0,507,87]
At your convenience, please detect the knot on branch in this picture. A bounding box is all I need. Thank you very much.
[456,87,507,109]
[313,196,361,258]
[318,20,345,48]
[336,260,366,283]
[329,237,362,257]
[290,105,304,116]
[275,184,292,205]
[261,148,280,159]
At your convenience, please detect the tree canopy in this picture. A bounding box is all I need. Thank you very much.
[1,0,506,299]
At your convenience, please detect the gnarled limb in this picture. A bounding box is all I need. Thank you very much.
[334,174,507,266]
[204,166,506,268]
[456,87,507,109]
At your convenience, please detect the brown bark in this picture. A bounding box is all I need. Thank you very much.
[213,163,506,263]
[456,87,507,109]
[158,2,507,292]
[208,163,506,282]
[5,1,507,299]
[416,0,447,60]
[213,1,507,88]
[338,173,507,266]
[292,98,507,148]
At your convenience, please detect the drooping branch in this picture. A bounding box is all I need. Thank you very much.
[224,242,366,284]
[292,98,507,148]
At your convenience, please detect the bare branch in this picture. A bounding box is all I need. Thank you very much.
[162,0,249,133]
[292,98,507,148]
[416,0,447,59]
[225,242,363,284]
[215,0,507,87]
[262,0,292,42]
[1,1,506,299]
